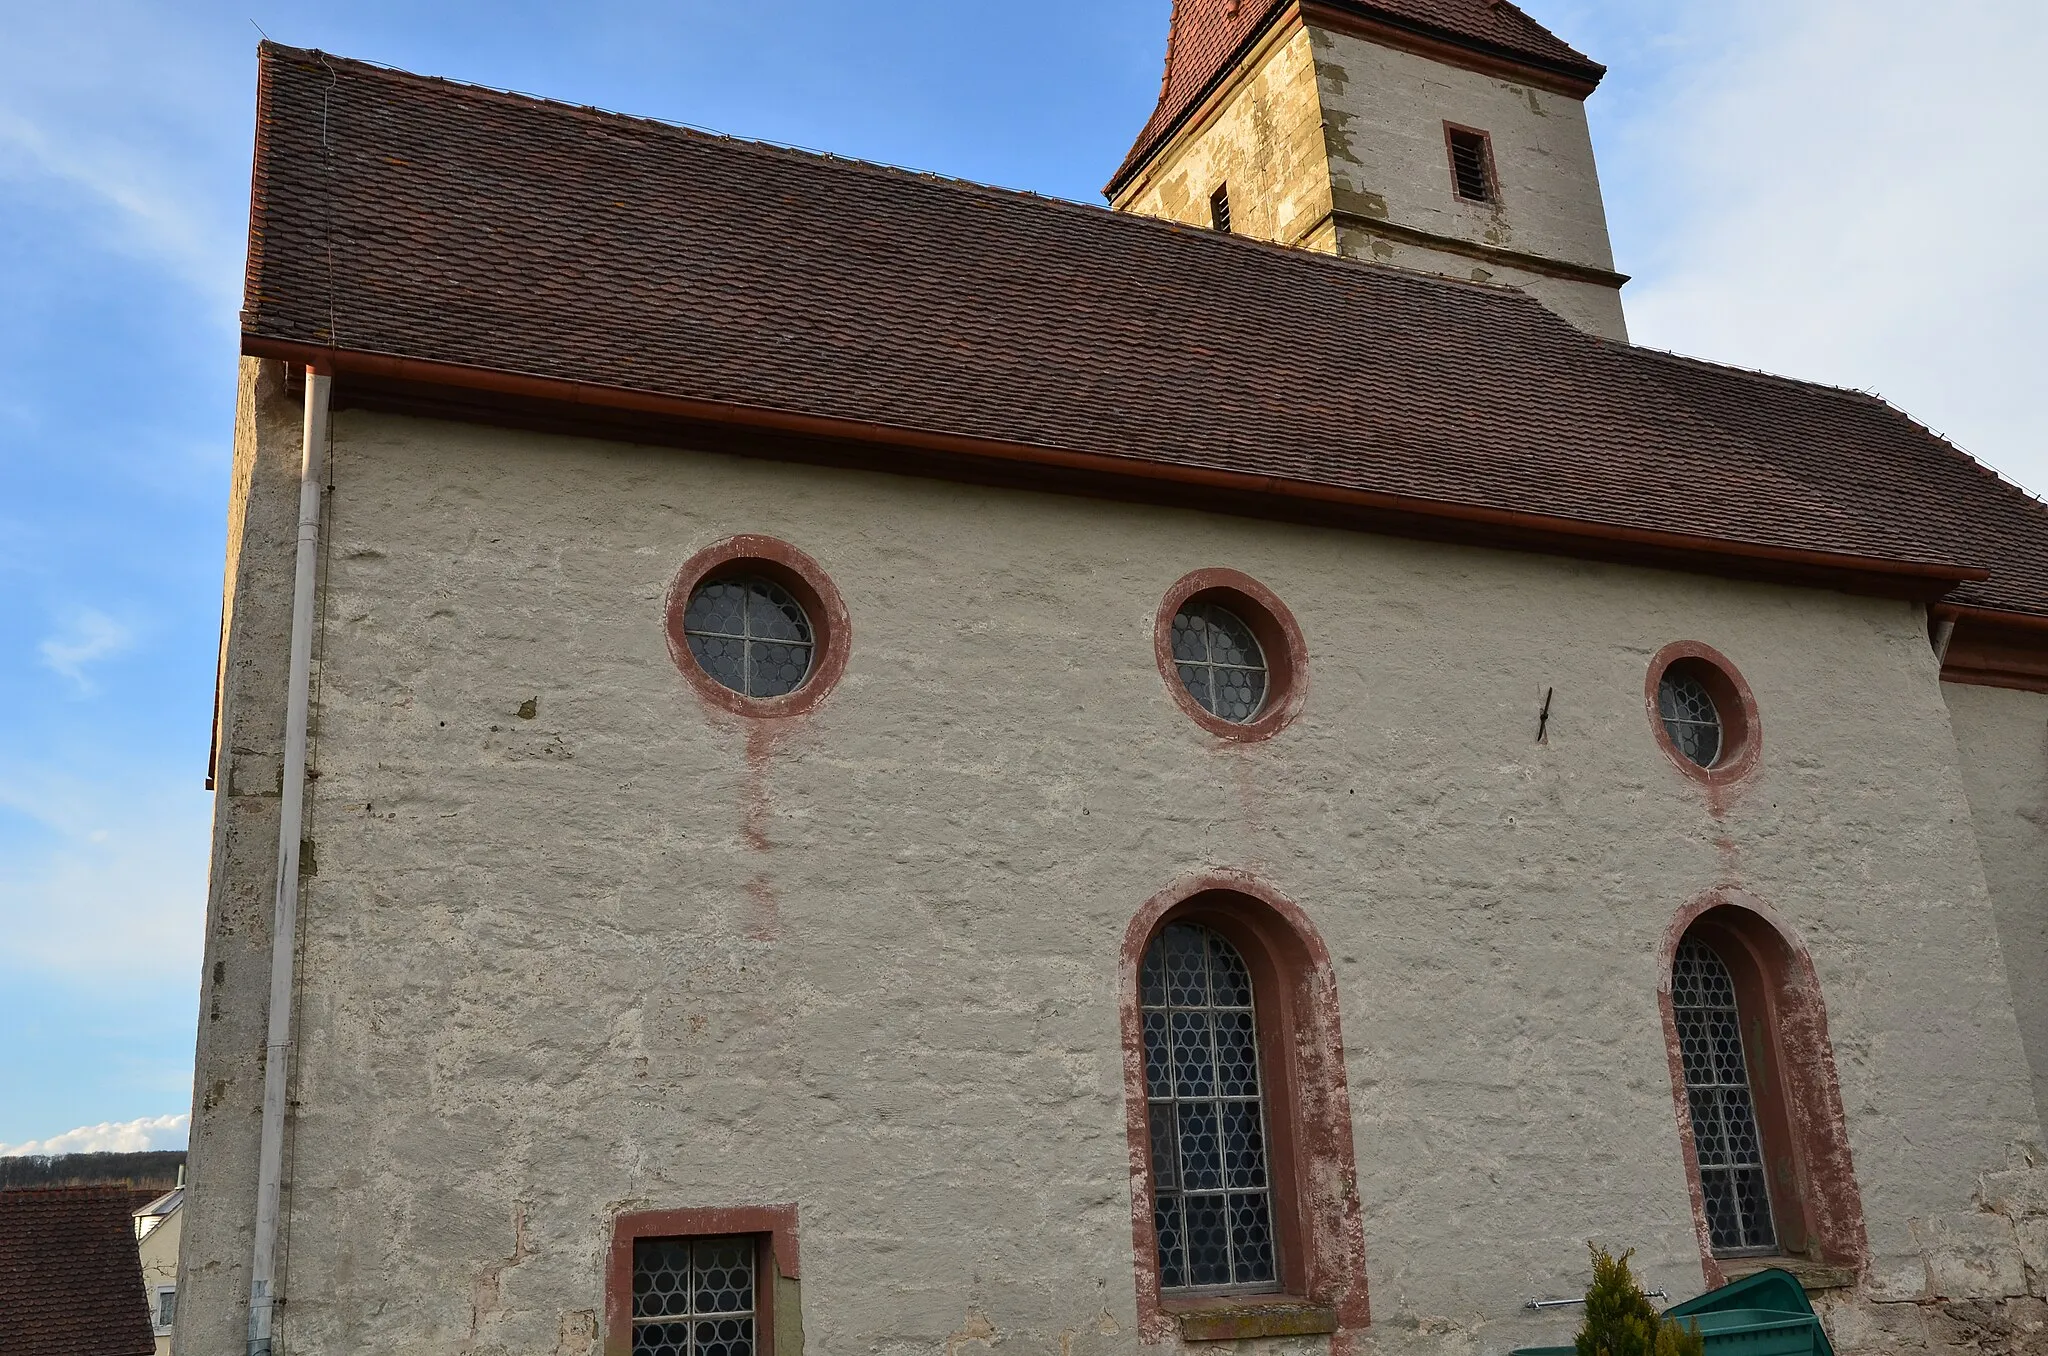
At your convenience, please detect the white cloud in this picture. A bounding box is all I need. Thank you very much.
[0,1113,188,1158]
[38,610,136,692]
[1604,0,2048,495]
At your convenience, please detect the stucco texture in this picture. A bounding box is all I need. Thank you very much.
[177,364,2048,1355]
[1944,682,2048,1134]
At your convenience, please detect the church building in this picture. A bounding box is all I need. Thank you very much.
[179,4,2048,1354]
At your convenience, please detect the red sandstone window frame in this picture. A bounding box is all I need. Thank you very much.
[1646,641,1762,789]
[1658,894,1867,1286]
[1120,874,1371,1342]
[1443,122,1498,204]
[1154,570,1309,743]
[604,1205,800,1356]
[665,535,852,719]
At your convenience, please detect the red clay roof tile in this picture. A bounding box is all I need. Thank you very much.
[0,1187,158,1356]
[242,46,2048,621]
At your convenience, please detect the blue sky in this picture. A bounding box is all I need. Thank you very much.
[2,0,2043,1153]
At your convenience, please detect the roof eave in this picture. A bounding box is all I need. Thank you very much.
[244,334,1990,607]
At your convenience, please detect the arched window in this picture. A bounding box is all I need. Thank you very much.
[1119,881,1371,1343]
[1660,899,1868,1284]
[1141,923,1277,1291]
[1672,939,1776,1255]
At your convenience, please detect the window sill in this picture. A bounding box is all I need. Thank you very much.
[1719,1256,1858,1293]
[1167,1298,1341,1341]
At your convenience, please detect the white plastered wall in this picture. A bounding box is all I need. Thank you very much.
[1309,27,1628,342]
[181,381,2043,1355]
[1943,681,2048,1133]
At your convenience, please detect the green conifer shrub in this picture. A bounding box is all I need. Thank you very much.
[1574,1246,1704,1356]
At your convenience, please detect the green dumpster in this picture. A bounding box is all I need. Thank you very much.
[1515,1269,1832,1356]
[1665,1268,1832,1356]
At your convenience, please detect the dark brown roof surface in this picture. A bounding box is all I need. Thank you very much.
[1108,0,1606,196]
[243,46,2048,620]
[0,1187,157,1356]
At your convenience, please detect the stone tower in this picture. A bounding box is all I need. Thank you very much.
[1108,0,1629,341]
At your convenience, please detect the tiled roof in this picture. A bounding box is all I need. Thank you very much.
[243,46,2048,620]
[1108,0,1606,197]
[0,1187,158,1356]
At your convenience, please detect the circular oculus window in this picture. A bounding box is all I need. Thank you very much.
[681,576,815,699]
[1155,570,1307,742]
[1657,668,1722,768]
[666,536,849,717]
[1171,602,1268,723]
[1645,642,1759,784]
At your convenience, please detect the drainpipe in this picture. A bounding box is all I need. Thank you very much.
[248,364,331,1356]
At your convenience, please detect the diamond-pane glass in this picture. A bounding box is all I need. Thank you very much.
[632,1237,756,1356]
[683,576,814,699]
[1658,672,1723,768]
[1672,939,1778,1254]
[1140,923,1279,1293]
[1171,605,1268,723]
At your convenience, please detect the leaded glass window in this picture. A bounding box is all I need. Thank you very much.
[1673,939,1777,1255]
[1141,923,1279,1292]
[1658,672,1723,768]
[1171,604,1268,724]
[632,1236,756,1356]
[683,577,814,699]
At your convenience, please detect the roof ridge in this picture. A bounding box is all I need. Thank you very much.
[1629,341,2048,510]
[261,43,1581,320]
[0,1184,158,1197]
[244,42,2048,621]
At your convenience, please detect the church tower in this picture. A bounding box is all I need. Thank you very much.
[1108,0,1629,341]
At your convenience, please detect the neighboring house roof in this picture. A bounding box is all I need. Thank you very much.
[1106,0,1607,197]
[0,1187,158,1356]
[242,46,2048,626]
[132,1187,183,1241]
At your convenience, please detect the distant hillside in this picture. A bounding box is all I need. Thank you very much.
[0,1150,186,1191]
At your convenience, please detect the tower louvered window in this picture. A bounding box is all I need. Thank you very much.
[1141,923,1278,1292]
[1448,128,1494,202]
[1673,939,1778,1255]
[1210,184,1232,234]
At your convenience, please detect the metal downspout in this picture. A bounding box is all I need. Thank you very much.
[248,365,330,1356]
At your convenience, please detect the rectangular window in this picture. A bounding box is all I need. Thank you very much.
[1446,126,1494,202]
[1209,184,1232,234]
[154,1286,177,1333]
[632,1237,756,1356]
[607,1206,799,1356]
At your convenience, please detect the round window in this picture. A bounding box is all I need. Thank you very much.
[665,536,850,717]
[1154,570,1306,741]
[1645,643,1759,786]
[1171,603,1268,723]
[681,576,814,698]
[1657,669,1722,768]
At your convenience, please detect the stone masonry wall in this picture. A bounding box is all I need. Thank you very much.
[1112,22,1335,251]
[1817,1142,2048,1354]
[174,358,313,1356]
[182,392,2043,1355]
[1943,682,2048,1134]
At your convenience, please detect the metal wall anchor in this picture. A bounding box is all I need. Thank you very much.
[1525,1291,1667,1311]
